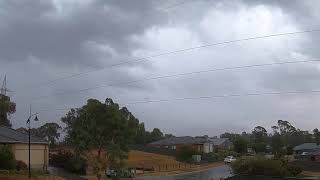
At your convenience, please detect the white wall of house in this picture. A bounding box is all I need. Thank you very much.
[203,143,213,153]
[13,143,48,170]
[209,144,213,152]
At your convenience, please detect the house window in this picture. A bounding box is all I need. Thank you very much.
[171,146,176,150]
[198,145,203,152]
[209,144,213,152]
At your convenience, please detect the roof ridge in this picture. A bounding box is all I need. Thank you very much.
[0,134,17,141]
[0,126,48,144]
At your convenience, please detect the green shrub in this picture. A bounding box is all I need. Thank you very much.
[67,156,87,174]
[286,147,293,155]
[176,146,198,162]
[287,164,302,176]
[15,160,28,171]
[202,152,219,162]
[252,143,267,153]
[50,151,87,175]
[0,145,16,170]
[231,156,302,177]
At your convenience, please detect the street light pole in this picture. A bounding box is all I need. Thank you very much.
[28,105,31,179]
[28,120,31,178]
[26,104,39,179]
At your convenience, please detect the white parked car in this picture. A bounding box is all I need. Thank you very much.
[301,152,309,156]
[224,156,237,163]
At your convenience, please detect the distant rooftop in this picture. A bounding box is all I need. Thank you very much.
[149,136,230,146]
[0,126,48,144]
[209,138,230,145]
[293,143,320,151]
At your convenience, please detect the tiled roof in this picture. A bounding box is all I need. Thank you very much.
[0,126,48,144]
[293,143,320,151]
[209,138,230,145]
[149,136,205,145]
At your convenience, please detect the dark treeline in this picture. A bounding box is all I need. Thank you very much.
[62,98,172,147]
[16,123,62,147]
[58,98,173,179]
[220,120,320,155]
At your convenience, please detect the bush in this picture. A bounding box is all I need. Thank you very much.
[231,156,302,177]
[286,147,293,155]
[176,146,198,162]
[50,151,87,175]
[0,145,16,170]
[252,143,267,153]
[202,152,219,162]
[287,164,302,176]
[16,160,28,171]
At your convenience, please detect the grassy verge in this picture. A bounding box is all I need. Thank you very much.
[0,169,49,176]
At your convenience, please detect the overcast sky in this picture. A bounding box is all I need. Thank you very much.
[1,0,320,136]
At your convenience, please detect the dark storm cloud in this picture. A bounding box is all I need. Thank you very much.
[2,0,320,135]
[0,0,167,67]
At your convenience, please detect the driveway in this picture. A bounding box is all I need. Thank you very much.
[134,165,232,180]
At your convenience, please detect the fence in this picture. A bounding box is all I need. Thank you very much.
[129,144,177,156]
[226,175,304,180]
[132,162,201,175]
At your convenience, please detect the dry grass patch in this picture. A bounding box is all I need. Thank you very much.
[128,150,186,171]
[301,171,320,177]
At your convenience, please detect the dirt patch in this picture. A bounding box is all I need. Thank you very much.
[301,171,320,177]
[128,150,183,170]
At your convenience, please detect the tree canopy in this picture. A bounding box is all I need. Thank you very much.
[221,120,318,156]
[60,98,166,179]
[17,122,61,147]
[0,95,15,127]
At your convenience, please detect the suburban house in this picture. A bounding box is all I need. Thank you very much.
[0,126,49,170]
[293,143,320,154]
[210,138,233,150]
[148,136,232,153]
[293,143,320,162]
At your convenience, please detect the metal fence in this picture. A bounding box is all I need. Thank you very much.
[226,175,304,180]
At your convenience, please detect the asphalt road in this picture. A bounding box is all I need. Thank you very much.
[134,165,232,180]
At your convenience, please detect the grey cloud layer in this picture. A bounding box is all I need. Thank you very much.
[0,0,166,67]
[1,0,320,135]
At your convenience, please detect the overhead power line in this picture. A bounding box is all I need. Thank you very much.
[37,29,320,86]
[129,90,320,104]
[36,89,320,112]
[23,0,194,89]
[158,0,193,11]
[30,59,320,101]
